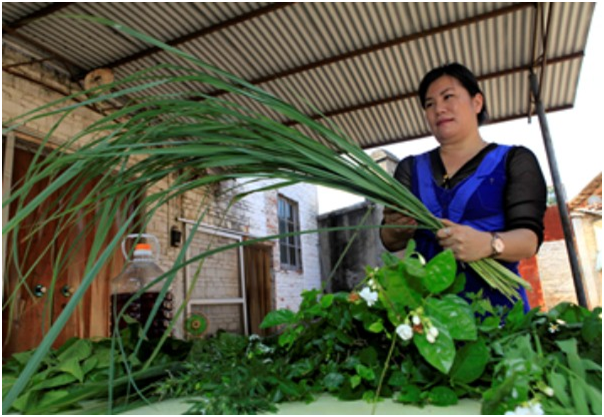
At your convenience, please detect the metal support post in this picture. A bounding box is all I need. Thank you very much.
[529,72,588,307]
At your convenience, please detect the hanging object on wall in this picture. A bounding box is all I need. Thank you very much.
[83,68,114,90]
[185,313,209,338]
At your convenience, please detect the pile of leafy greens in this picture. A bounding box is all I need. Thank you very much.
[166,247,600,415]
[3,246,601,414]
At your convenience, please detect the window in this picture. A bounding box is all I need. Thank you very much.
[278,195,302,270]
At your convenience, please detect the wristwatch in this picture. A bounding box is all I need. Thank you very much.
[490,232,505,258]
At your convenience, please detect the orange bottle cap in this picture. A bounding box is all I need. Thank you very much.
[135,243,152,251]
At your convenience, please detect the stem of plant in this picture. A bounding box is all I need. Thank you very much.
[372,332,398,415]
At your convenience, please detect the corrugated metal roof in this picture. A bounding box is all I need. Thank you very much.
[1,2,596,149]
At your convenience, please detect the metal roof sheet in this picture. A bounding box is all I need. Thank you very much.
[2,2,596,149]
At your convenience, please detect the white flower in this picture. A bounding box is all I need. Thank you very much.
[396,324,414,341]
[427,326,439,339]
[548,323,559,333]
[412,315,421,326]
[359,287,378,307]
[542,386,554,397]
[505,402,544,415]
[528,403,544,415]
[426,333,436,344]
[368,278,378,290]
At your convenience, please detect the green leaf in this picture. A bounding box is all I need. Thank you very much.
[381,251,401,267]
[320,294,334,309]
[31,373,78,391]
[367,320,384,333]
[428,386,458,406]
[446,272,466,295]
[82,357,99,376]
[423,250,456,294]
[570,376,589,415]
[35,390,71,412]
[350,375,362,389]
[323,372,345,391]
[450,339,489,383]
[478,316,500,332]
[584,382,603,415]
[426,295,477,341]
[355,364,376,381]
[259,309,296,328]
[548,371,571,408]
[56,357,85,383]
[387,371,407,387]
[359,347,378,366]
[2,375,16,398]
[403,257,427,280]
[582,308,602,343]
[381,265,423,310]
[57,338,92,363]
[11,350,34,366]
[414,324,456,374]
[396,384,422,404]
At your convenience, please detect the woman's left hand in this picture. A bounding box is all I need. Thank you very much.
[436,219,491,262]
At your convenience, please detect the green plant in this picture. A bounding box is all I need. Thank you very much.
[2,320,191,414]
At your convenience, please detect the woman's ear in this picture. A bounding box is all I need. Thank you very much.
[472,93,484,115]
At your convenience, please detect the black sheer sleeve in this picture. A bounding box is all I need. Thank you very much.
[504,146,547,246]
[393,155,415,190]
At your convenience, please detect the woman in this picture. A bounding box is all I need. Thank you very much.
[380,63,547,312]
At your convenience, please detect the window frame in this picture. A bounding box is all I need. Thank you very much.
[277,195,303,271]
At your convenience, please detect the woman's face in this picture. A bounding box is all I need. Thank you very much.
[423,75,483,144]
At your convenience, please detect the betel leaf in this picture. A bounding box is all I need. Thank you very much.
[450,339,490,383]
[381,264,423,310]
[350,375,362,389]
[425,295,477,341]
[413,322,456,374]
[403,256,427,280]
[427,386,459,406]
[259,309,296,328]
[423,250,456,294]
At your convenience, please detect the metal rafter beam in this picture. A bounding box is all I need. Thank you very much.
[221,2,536,92]
[283,52,583,127]
[5,3,75,30]
[2,25,85,77]
[105,2,296,70]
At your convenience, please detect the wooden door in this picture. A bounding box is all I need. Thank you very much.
[244,243,273,336]
[2,143,130,356]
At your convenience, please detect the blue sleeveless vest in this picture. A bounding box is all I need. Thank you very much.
[411,145,530,312]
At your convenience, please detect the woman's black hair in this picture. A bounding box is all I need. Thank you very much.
[418,63,489,125]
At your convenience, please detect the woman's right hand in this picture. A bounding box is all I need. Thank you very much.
[380,207,417,251]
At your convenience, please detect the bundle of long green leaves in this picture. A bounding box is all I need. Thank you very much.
[3,16,530,412]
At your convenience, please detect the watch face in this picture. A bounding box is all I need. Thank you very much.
[494,238,505,254]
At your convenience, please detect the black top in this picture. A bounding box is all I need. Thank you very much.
[393,144,547,245]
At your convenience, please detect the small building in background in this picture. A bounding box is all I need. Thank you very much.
[537,173,602,310]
